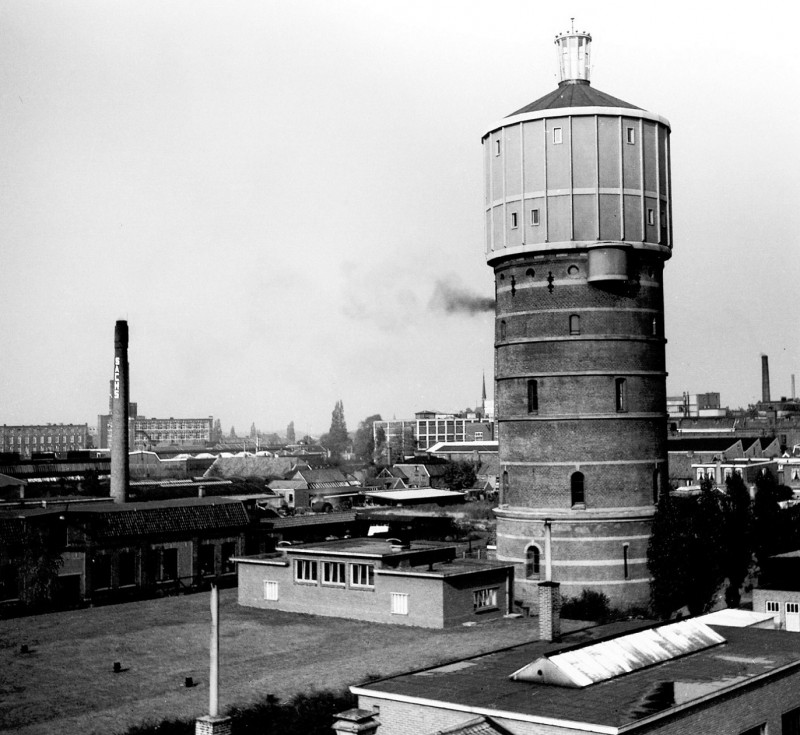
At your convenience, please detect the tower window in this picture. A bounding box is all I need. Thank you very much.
[623,544,630,579]
[569,314,580,335]
[527,380,538,413]
[530,209,540,226]
[526,268,535,278]
[615,378,627,412]
[570,472,585,506]
[652,317,658,336]
[525,546,541,578]
[510,212,518,228]
[653,468,660,504]
[626,127,635,144]
[552,127,563,145]
[500,320,507,340]
[647,208,655,226]
[495,139,501,156]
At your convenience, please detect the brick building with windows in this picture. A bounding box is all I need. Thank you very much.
[0,423,91,458]
[0,497,249,610]
[487,28,671,610]
[234,538,514,628]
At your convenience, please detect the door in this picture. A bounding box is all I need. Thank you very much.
[787,602,800,632]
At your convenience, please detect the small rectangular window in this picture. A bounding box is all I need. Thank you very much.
[495,139,501,156]
[783,706,800,735]
[199,544,216,577]
[295,559,318,583]
[788,602,800,614]
[264,580,279,601]
[615,378,627,412]
[474,431,483,440]
[626,127,635,144]
[623,544,630,579]
[322,561,346,586]
[530,208,540,226]
[527,380,538,414]
[119,551,136,587]
[552,127,563,144]
[510,212,518,228]
[473,587,498,611]
[647,209,655,226]
[390,592,409,615]
[351,563,374,588]
[221,541,236,574]
[159,548,178,582]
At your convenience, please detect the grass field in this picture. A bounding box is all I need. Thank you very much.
[0,589,590,735]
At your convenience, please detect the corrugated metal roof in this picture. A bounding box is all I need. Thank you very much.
[510,619,725,688]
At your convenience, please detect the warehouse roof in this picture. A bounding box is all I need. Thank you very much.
[355,623,800,732]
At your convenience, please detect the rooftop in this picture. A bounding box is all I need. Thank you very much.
[355,623,800,731]
[283,537,451,559]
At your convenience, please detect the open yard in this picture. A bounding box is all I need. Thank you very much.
[0,589,590,735]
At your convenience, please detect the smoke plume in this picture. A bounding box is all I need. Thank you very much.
[430,281,494,315]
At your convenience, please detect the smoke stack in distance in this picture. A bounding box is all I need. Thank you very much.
[761,354,771,404]
[111,320,130,503]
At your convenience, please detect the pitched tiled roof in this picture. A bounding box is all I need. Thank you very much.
[509,81,639,116]
[73,498,249,540]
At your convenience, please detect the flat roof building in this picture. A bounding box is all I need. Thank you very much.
[352,620,800,734]
[235,538,514,628]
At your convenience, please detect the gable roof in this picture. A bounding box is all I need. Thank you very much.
[71,497,249,539]
[510,619,725,688]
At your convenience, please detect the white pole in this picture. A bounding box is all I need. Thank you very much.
[210,583,219,717]
[544,519,552,582]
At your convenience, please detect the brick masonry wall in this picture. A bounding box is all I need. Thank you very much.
[237,559,513,628]
[496,512,652,610]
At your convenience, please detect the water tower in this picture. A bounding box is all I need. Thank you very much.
[484,27,672,610]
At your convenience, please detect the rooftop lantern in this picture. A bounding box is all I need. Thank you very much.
[555,20,591,84]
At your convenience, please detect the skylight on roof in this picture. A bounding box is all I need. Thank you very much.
[509,619,726,688]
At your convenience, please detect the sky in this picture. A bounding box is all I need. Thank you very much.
[1,1,798,437]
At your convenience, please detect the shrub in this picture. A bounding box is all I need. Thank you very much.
[560,589,613,622]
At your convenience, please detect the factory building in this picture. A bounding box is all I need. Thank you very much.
[487,28,671,610]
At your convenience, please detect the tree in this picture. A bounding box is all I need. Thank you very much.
[647,481,728,618]
[212,418,222,443]
[249,423,257,439]
[321,400,348,463]
[374,425,386,463]
[722,472,754,607]
[753,469,784,565]
[229,426,237,439]
[286,421,296,444]
[442,461,477,492]
[353,414,382,463]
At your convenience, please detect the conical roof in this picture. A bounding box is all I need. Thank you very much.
[508,80,640,117]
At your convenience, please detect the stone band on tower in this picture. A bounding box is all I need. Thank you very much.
[485,28,671,610]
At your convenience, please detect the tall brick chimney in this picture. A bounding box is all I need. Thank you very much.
[538,519,561,642]
[762,354,771,404]
[110,320,130,503]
